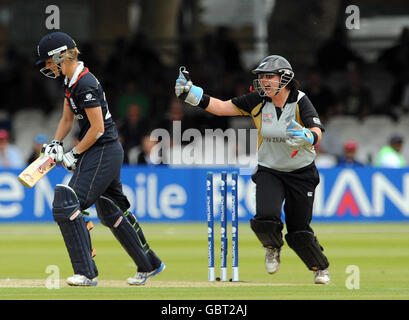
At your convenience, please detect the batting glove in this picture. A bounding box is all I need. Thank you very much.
[62,147,80,172]
[286,120,315,148]
[175,66,203,106]
[43,139,64,162]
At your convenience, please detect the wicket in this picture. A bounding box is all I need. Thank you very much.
[207,171,239,282]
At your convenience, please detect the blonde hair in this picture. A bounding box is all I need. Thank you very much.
[60,47,80,61]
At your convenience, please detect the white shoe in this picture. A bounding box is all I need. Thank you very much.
[127,262,166,285]
[314,268,330,284]
[66,274,98,287]
[265,247,281,274]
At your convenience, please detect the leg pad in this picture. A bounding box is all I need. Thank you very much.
[285,231,329,271]
[124,211,162,270]
[52,184,98,279]
[250,219,284,248]
[96,196,154,271]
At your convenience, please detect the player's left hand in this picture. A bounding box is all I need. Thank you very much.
[286,120,314,147]
[175,66,203,106]
[43,139,64,162]
[62,147,80,172]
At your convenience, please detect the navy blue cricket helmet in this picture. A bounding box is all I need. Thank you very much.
[36,32,77,78]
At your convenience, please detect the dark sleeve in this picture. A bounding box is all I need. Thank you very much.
[231,92,263,115]
[76,87,101,108]
[298,95,325,132]
[299,95,325,131]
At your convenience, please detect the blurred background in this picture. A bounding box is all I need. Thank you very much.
[0,0,408,168]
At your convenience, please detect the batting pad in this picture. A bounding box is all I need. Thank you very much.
[95,196,154,272]
[124,211,163,270]
[52,184,98,279]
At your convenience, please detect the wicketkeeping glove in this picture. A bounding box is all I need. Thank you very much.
[175,66,203,106]
[43,139,64,162]
[62,147,80,172]
[286,120,315,148]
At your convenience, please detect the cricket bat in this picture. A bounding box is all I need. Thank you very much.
[18,154,56,188]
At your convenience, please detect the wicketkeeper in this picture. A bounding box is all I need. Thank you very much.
[175,55,330,284]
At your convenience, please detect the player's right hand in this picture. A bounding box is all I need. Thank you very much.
[175,66,203,106]
[43,139,64,162]
[62,147,80,172]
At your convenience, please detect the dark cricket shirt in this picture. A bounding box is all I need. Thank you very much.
[64,62,118,145]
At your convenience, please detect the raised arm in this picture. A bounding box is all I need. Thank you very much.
[175,67,241,117]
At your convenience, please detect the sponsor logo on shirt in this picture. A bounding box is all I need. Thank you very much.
[84,93,96,102]
[263,137,286,143]
[262,113,274,124]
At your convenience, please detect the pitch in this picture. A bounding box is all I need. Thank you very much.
[0,223,408,300]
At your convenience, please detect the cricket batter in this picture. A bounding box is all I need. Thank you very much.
[175,55,330,284]
[37,32,165,286]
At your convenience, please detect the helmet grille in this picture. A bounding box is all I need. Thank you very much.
[253,69,294,96]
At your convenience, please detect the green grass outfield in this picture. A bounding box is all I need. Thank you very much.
[0,222,408,300]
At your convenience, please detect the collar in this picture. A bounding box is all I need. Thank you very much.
[64,61,84,88]
[286,89,298,103]
[264,89,297,107]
